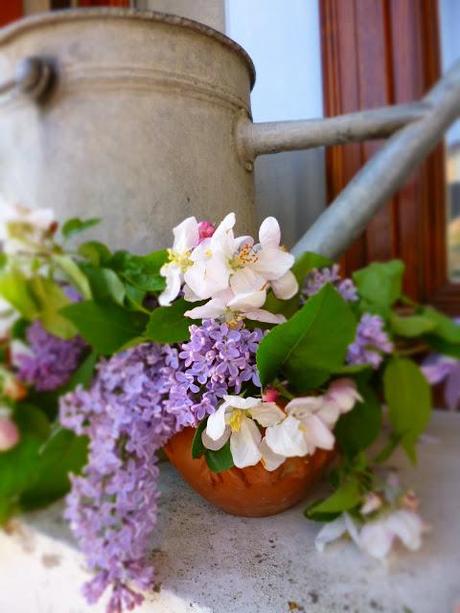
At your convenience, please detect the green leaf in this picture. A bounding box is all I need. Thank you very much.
[144,299,191,343]
[383,357,432,462]
[78,241,112,266]
[263,291,300,320]
[335,384,382,457]
[390,313,436,338]
[11,317,29,341]
[353,260,405,313]
[0,406,50,503]
[52,254,92,299]
[62,217,100,239]
[125,284,147,311]
[20,428,88,510]
[0,498,18,524]
[292,251,333,284]
[422,307,460,344]
[110,250,168,292]
[0,271,38,319]
[423,336,460,359]
[205,441,234,473]
[257,284,357,390]
[29,277,77,340]
[191,420,207,459]
[61,300,147,355]
[304,478,362,521]
[82,265,126,306]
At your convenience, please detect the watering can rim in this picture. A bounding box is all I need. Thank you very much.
[0,7,256,90]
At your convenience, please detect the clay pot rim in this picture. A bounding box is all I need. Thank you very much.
[0,8,256,89]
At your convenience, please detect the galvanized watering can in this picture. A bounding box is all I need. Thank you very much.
[0,8,459,256]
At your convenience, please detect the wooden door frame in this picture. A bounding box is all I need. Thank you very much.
[319,0,458,313]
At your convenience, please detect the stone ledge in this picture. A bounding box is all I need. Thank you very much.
[0,412,459,613]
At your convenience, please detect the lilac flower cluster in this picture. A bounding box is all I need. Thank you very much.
[422,354,460,411]
[347,314,393,369]
[16,321,87,391]
[60,343,193,612]
[303,264,358,302]
[60,320,262,612]
[177,319,263,420]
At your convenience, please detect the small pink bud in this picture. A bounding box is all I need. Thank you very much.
[198,220,215,242]
[401,489,419,511]
[325,378,361,412]
[262,387,280,403]
[0,417,20,451]
[360,492,382,515]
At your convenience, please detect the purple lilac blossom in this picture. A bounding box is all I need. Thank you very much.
[178,319,263,420]
[63,285,82,303]
[303,264,358,302]
[422,354,460,411]
[16,321,87,391]
[60,320,262,612]
[347,314,393,369]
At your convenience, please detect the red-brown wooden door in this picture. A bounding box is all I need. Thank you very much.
[320,0,459,314]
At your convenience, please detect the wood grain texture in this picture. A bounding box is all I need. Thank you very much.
[320,0,459,313]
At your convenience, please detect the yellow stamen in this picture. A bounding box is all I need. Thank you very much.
[229,244,258,270]
[167,248,192,271]
[228,409,244,432]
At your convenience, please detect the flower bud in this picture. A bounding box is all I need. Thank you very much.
[360,492,383,515]
[197,220,215,242]
[262,387,280,403]
[0,417,20,451]
[325,378,362,412]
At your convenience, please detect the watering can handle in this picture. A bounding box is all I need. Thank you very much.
[0,56,52,100]
[236,58,460,260]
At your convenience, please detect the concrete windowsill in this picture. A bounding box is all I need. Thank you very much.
[0,411,459,613]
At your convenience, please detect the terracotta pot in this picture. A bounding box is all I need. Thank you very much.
[164,427,335,517]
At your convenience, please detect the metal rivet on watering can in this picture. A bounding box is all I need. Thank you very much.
[0,56,52,100]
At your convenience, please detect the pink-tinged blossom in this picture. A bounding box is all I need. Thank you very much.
[347,314,393,369]
[316,509,427,559]
[14,321,87,391]
[315,474,429,559]
[264,379,361,460]
[303,264,358,302]
[0,416,19,451]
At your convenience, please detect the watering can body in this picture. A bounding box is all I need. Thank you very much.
[0,9,259,252]
[1,9,459,256]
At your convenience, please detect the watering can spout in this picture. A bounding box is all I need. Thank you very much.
[236,104,428,163]
[236,58,460,260]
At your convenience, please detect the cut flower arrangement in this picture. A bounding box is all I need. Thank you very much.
[0,204,459,612]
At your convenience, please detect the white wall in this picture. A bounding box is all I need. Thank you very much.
[225,0,326,246]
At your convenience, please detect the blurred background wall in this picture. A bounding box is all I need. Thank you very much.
[139,0,326,247]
